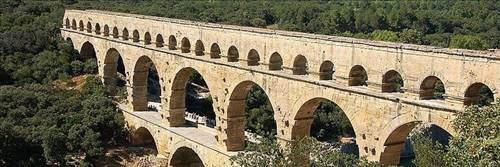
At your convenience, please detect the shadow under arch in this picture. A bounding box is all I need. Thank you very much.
[348,65,368,86]
[382,70,404,93]
[132,56,161,111]
[131,127,158,155]
[464,82,494,106]
[103,48,126,96]
[169,146,204,167]
[419,76,445,100]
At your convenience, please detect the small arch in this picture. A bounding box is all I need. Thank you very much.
[122,28,129,40]
[144,32,152,45]
[269,52,283,70]
[293,55,308,75]
[210,43,221,58]
[348,65,368,86]
[170,147,204,167]
[247,49,260,66]
[112,27,119,38]
[419,76,445,100]
[181,37,191,53]
[168,35,177,50]
[195,40,205,56]
[131,127,158,155]
[94,23,101,34]
[382,70,404,93]
[133,30,140,42]
[103,25,110,36]
[156,34,164,47]
[65,18,70,28]
[319,61,334,80]
[464,82,494,106]
[71,19,77,30]
[86,21,92,33]
[78,20,84,31]
[227,46,239,62]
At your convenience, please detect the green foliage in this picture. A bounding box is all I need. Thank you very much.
[311,101,355,143]
[245,86,276,138]
[450,35,488,50]
[410,128,447,167]
[371,30,399,42]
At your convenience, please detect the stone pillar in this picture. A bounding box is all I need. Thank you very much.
[217,98,247,151]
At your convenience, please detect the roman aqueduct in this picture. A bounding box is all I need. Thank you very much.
[61,10,499,166]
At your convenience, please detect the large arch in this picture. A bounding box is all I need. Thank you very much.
[195,40,205,56]
[464,82,494,106]
[227,46,239,62]
[103,48,126,96]
[224,81,276,151]
[181,37,191,53]
[319,60,334,80]
[269,52,283,71]
[80,41,97,62]
[419,76,445,100]
[131,127,158,155]
[169,67,215,127]
[293,55,308,75]
[169,147,204,167]
[247,49,260,66]
[210,43,221,59]
[348,65,368,86]
[382,70,404,93]
[132,56,161,111]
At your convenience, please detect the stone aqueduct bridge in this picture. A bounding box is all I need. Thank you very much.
[62,10,498,166]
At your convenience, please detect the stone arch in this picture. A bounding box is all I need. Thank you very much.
[71,19,77,30]
[269,52,283,71]
[65,37,74,48]
[103,48,126,95]
[168,35,177,50]
[319,60,334,80]
[382,70,404,93]
[419,76,445,100]
[169,146,204,167]
[79,42,98,74]
[464,82,494,106]
[78,20,84,31]
[195,40,205,56]
[112,27,119,38]
[379,122,452,166]
[169,67,215,127]
[133,30,140,42]
[227,46,239,62]
[131,127,158,155]
[247,49,260,66]
[65,18,70,28]
[122,28,129,40]
[86,21,92,33]
[156,34,164,47]
[210,43,221,59]
[144,32,152,45]
[181,37,191,53]
[348,65,368,86]
[293,55,308,75]
[103,25,109,36]
[94,23,101,34]
[224,80,276,151]
[132,56,161,111]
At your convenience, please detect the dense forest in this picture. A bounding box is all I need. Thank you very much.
[0,0,499,166]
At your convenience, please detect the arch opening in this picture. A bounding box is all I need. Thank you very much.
[144,32,152,45]
[168,35,177,50]
[79,42,98,74]
[247,49,260,66]
[71,19,77,30]
[181,37,191,53]
[269,52,283,71]
[293,55,308,75]
[380,123,452,166]
[319,61,334,80]
[132,30,140,42]
[112,27,119,38]
[348,65,368,86]
[122,28,129,40]
[103,48,127,96]
[382,70,404,93]
[292,98,358,156]
[103,25,109,36]
[156,34,164,48]
[95,23,101,34]
[78,20,84,31]
[225,81,276,151]
[86,22,92,33]
[210,43,221,59]
[419,76,445,100]
[227,46,239,62]
[170,147,204,167]
[169,68,215,127]
[65,18,70,28]
[132,56,161,111]
[464,82,494,106]
[131,127,158,155]
[195,40,205,56]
